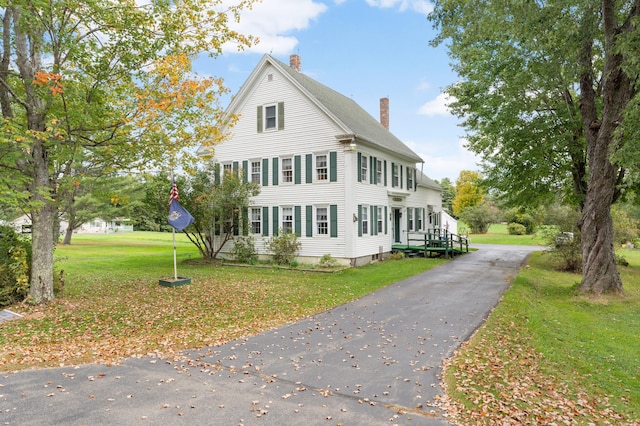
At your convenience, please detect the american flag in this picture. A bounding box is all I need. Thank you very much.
[169,179,179,206]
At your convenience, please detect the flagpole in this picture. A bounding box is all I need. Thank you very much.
[171,171,178,280]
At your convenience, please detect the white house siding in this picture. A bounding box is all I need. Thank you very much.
[205,56,445,265]
[211,64,350,260]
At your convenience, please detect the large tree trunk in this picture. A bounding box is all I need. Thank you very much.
[579,138,623,294]
[29,142,56,303]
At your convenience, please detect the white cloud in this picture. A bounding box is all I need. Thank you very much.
[417,92,453,116]
[224,0,328,55]
[365,0,433,15]
[413,138,480,181]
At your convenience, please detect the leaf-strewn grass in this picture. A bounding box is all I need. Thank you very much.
[467,223,546,246]
[0,232,446,371]
[440,249,640,424]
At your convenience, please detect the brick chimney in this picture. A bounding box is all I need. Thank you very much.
[290,54,301,72]
[380,97,389,130]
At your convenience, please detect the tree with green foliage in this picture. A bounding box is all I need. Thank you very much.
[458,202,498,234]
[430,0,640,294]
[178,163,260,260]
[0,1,255,303]
[436,177,456,214]
[452,170,484,217]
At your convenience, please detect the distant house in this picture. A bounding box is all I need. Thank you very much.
[7,215,131,235]
[76,218,133,234]
[198,54,456,265]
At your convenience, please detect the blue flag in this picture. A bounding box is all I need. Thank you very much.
[168,199,194,231]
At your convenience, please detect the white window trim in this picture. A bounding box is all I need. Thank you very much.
[361,155,368,183]
[250,160,261,185]
[316,205,329,236]
[315,153,328,182]
[264,103,278,131]
[361,204,369,235]
[281,157,293,184]
[250,207,261,235]
[281,206,294,234]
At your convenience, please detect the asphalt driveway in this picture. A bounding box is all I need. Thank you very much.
[0,244,540,425]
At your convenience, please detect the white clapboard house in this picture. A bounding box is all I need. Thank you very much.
[198,54,456,265]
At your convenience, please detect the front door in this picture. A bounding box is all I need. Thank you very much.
[393,208,401,243]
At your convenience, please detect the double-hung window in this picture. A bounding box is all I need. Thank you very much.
[264,105,277,130]
[407,168,414,190]
[408,208,414,231]
[282,207,293,234]
[282,158,293,183]
[360,155,368,182]
[361,206,369,235]
[251,161,261,184]
[316,155,328,181]
[376,159,383,185]
[316,207,328,235]
[377,206,383,233]
[392,163,399,187]
[250,207,261,234]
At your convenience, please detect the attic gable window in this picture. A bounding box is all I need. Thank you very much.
[265,105,276,129]
[257,102,285,133]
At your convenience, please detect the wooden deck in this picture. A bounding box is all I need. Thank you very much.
[392,229,469,259]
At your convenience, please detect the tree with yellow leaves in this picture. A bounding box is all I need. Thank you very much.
[0,0,257,304]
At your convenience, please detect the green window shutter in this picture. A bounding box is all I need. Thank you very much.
[391,162,395,187]
[305,154,313,183]
[272,206,279,236]
[369,156,374,184]
[214,163,221,186]
[329,151,337,182]
[384,160,387,186]
[277,102,284,130]
[306,205,313,237]
[357,153,362,182]
[294,205,301,235]
[406,207,410,231]
[400,165,403,189]
[406,167,410,190]
[371,205,376,235]
[262,206,269,236]
[384,206,388,234]
[242,208,249,236]
[372,157,377,184]
[257,106,263,133]
[262,158,269,186]
[233,161,239,178]
[358,204,362,237]
[330,205,338,238]
[272,157,279,186]
[414,168,418,191]
[294,155,301,184]
[242,160,248,183]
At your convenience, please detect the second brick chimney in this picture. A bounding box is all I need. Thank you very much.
[380,97,389,130]
[290,54,301,72]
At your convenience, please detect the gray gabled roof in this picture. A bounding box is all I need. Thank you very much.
[416,169,443,191]
[268,55,424,163]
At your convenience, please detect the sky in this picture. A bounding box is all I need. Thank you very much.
[193,0,480,182]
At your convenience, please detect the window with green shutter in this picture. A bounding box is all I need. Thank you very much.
[306,205,313,237]
[294,155,301,184]
[262,206,269,236]
[272,206,279,236]
[262,158,269,186]
[330,205,338,237]
[294,206,301,235]
[305,154,313,183]
[330,151,337,182]
[272,157,279,185]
